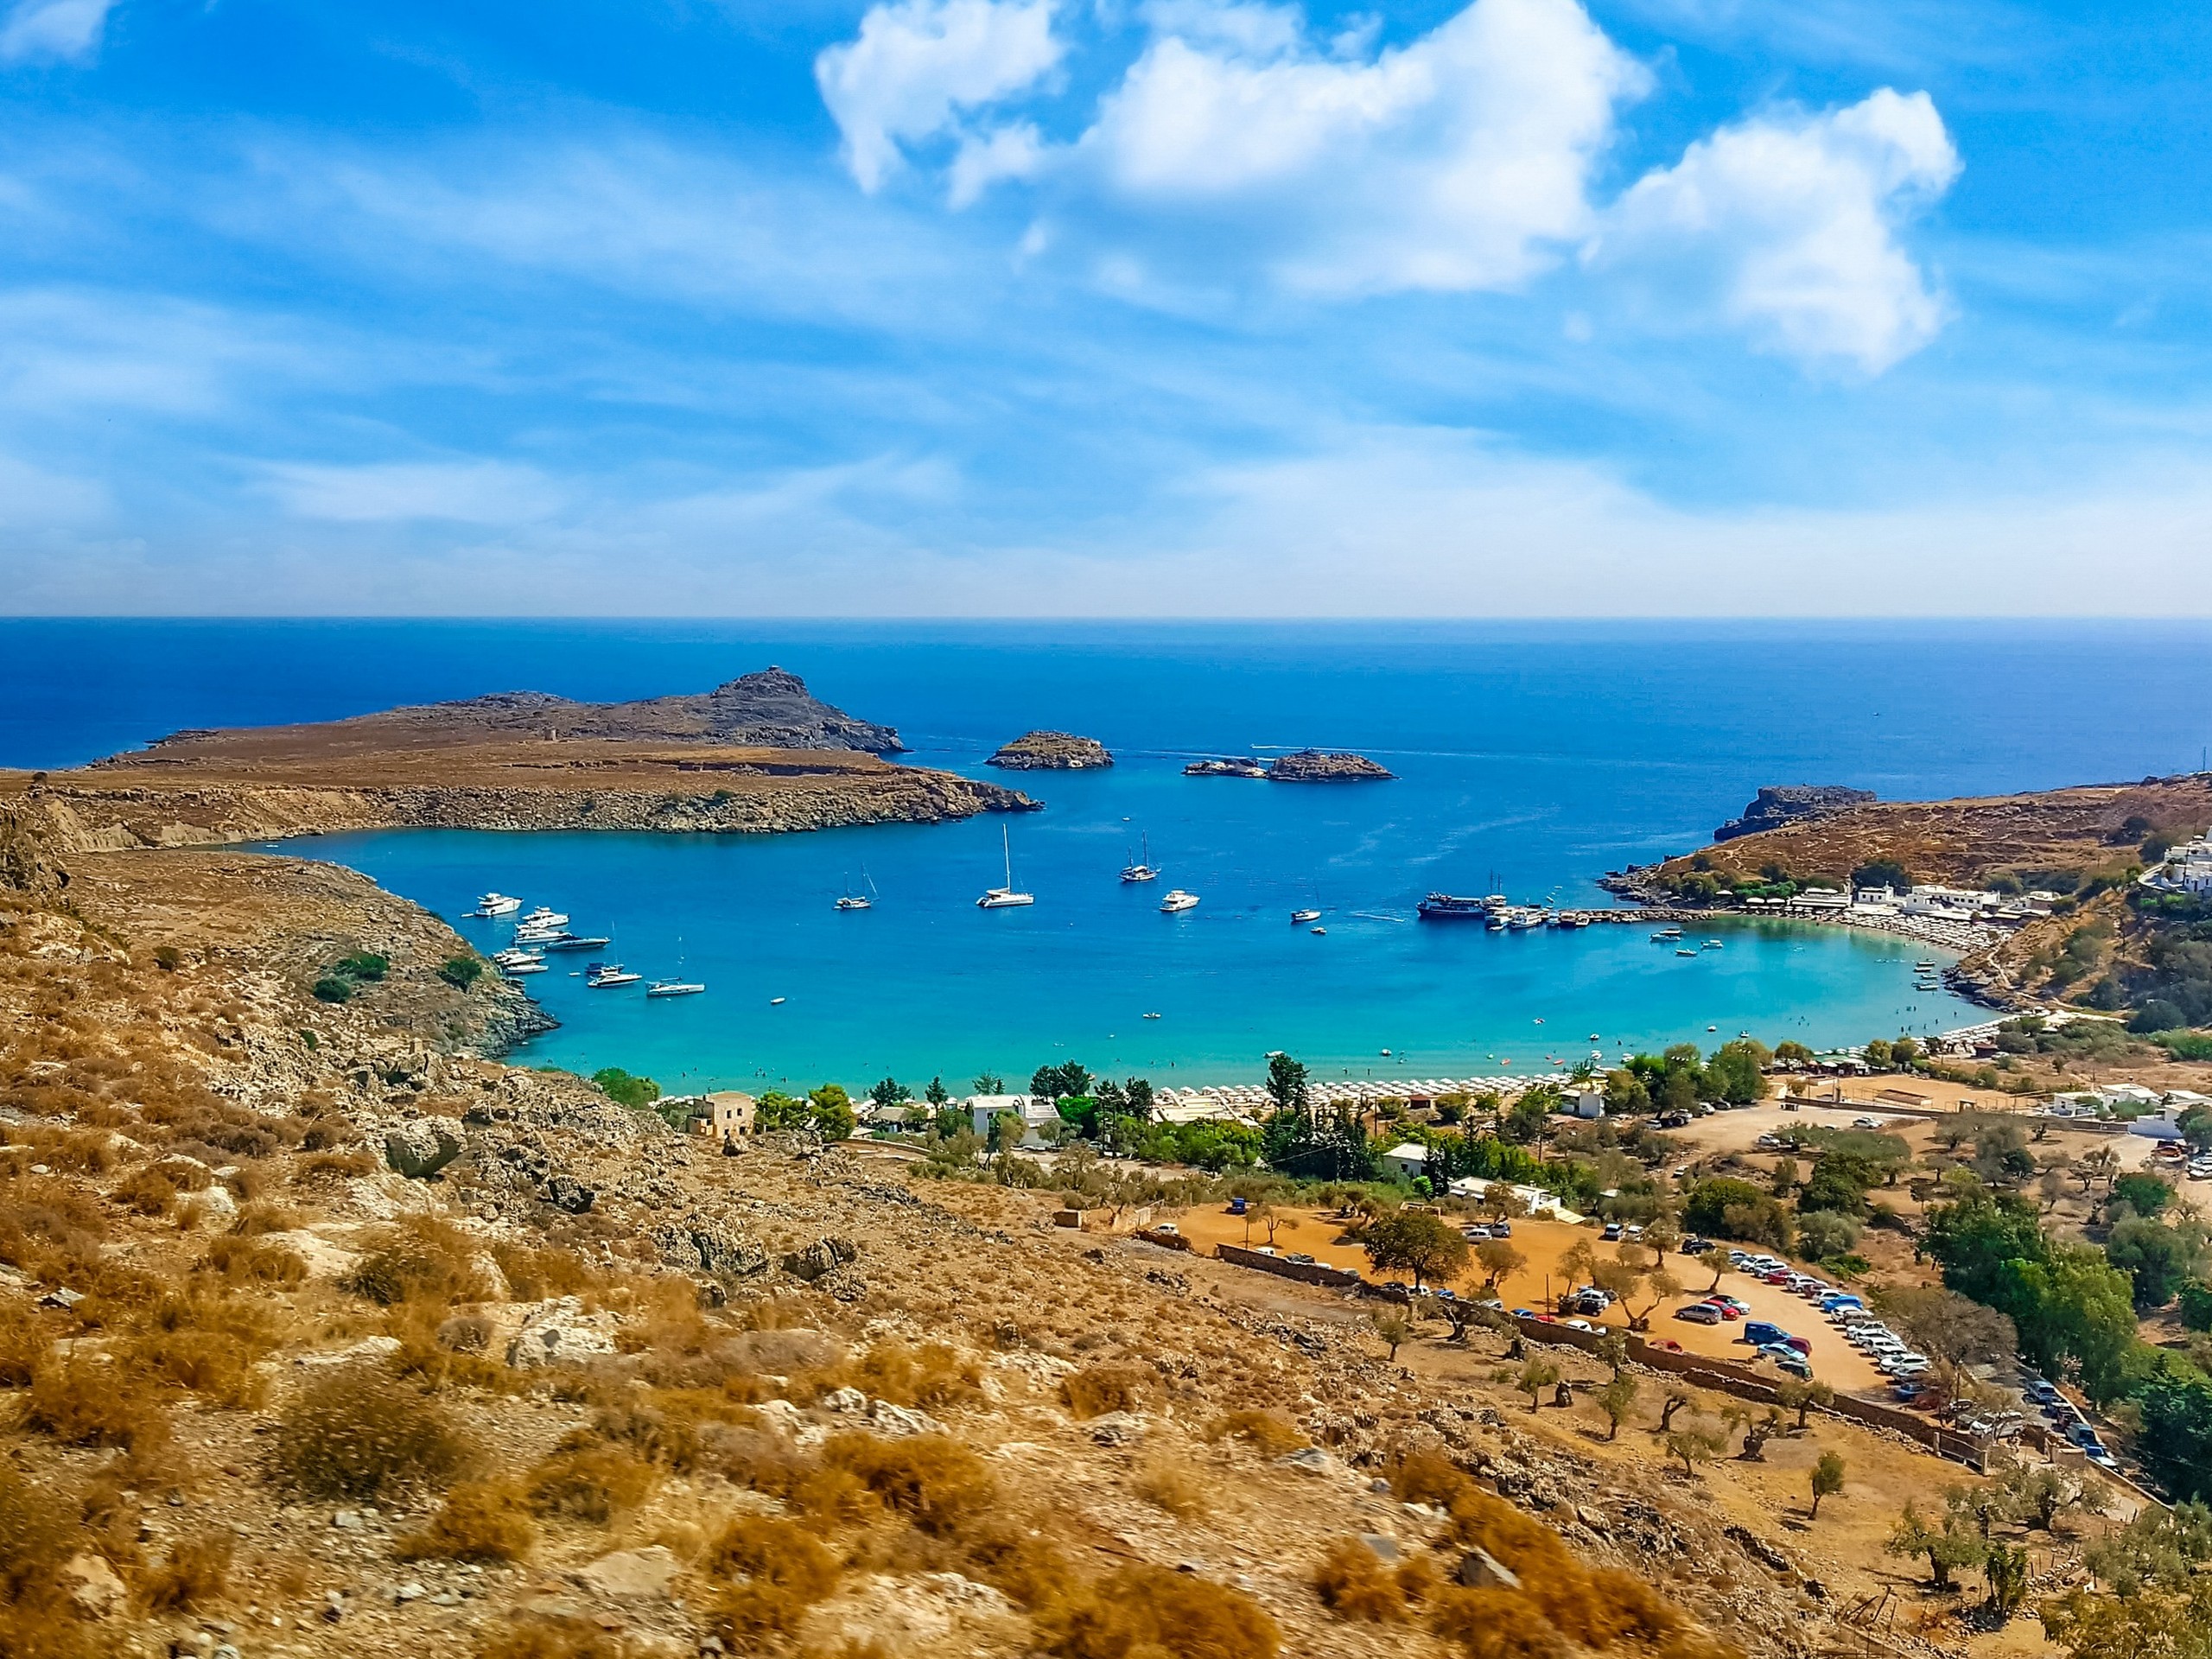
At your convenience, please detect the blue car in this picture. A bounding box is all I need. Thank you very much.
[1743,1320,1790,1347]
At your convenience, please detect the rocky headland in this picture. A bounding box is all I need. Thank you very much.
[985,730,1114,771]
[8,668,1041,854]
[1711,785,1874,842]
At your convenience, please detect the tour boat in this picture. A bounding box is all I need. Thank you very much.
[584,963,641,988]
[469,893,522,917]
[977,825,1035,908]
[1120,834,1161,883]
[1291,908,1321,925]
[1160,888,1200,913]
[646,980,706,998]
[1416,893,1489,920]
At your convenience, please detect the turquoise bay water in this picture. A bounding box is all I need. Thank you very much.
[15,618,2202,1093]
[283,760,1981,1094]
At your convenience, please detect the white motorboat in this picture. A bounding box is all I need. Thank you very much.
[978,824,1035,908]
[1160,888,1200,913]
[469,892,522,917]
[1310,925,1327,935]
[585,963,641,988]
[1291,908,1321,925]
[646,980,706,998]
[518,907,569,929]
[502,960,548,975]
[543,934,609,950]
[1121,833,1161,883]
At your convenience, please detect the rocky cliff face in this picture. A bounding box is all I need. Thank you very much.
[986,731,1114,771]
[1713,785,1876,842]
[1266,750,1395,782]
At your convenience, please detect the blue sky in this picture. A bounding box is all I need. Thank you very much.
[2,0,2209,614]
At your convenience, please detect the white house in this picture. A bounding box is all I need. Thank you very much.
[1380,1142,1429,1181]
[968,1094,1063,1146]
[1569,1088,1605,1120]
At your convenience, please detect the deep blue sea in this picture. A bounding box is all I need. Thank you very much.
[10,619,2212,1093]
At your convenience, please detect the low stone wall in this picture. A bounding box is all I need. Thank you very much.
[1216,1243,1363,1287]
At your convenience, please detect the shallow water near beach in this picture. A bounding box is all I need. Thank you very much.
[17,617,2211,1091]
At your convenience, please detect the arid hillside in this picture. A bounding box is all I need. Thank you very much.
[0,807,2145,1659]
[1632,777,2212,895]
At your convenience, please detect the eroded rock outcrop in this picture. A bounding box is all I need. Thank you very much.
[986,731,1114,770]
[1713,785,1876,842]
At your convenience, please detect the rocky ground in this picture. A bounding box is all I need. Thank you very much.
[0,820,2116,1659]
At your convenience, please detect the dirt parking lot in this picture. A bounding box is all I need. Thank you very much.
[1171,1203,1893,1393]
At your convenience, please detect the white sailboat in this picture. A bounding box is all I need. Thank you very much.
[977,824,1035,908]
[648,940,704,997]
[836,865,878,912]
[1120,833,1160,883]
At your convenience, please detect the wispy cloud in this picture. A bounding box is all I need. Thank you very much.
[0,0,118,66]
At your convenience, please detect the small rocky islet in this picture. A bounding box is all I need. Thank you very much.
[984,730,1115,770]
[1183,748,1395,782]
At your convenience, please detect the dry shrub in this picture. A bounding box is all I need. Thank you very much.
[120,1288,283,1408]
[616,1278,709,1360]
[524,1444,657,1525]
[488,1243,595,1302]
[398,1479,537,1563]
[0,1178,108,1279]
[296,1148,377,1182]
[1036,1563,1281,1659]
[229,1201,303,1236]
[819,1433,995,1537]
[1586,1569,1684,1644]
[699,1516,839,1639]
[26,1355,170,1453]
[1314,1538,1409,1623]
[385,1303,514,1395]
[342,1217,490,1306]
[137,1534,232,1614]
[0,1303,53,1387]
[475,1618,634,1659]
[1432,1587,1568,1659]
[274,1364,473,1499]
[111,1168,180,1217]
[703,1424,815,1498]
[1656,1636,1746,1659]
[1133,1460,1207,1520]
[200,1236,307,1286]
[0,1463,86,1659]
[1061,1363,1147,1420]
[4,1127,115,1175]
[848,1340,983,1410]
[1206,1408,1306,1456]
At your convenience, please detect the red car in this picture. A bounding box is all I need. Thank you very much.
[1702,1300,1743,1320]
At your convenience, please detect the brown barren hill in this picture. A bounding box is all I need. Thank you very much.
[1630,774,2212,893]
[3,667,1039,853]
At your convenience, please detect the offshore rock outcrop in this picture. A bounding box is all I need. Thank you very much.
[1265,749,1395,783]
[986,730,1114,770]
[1713,785,1876,842]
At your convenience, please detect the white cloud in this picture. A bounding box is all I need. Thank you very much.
[1135,0,1303,58]
[258,461,567,525]
[1074,0,1645,295]
[947,120,1048,207]
[0,0,118,64]
[815,0,1063,193]
[1597,89,1961,371]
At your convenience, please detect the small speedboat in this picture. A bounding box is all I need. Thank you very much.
[769,995,787,1006]
[646,980,705,998]
[1703,938,1724,950]
[1160,889,1200,913]
[1291,908,1321,925]
[1310,925,1326,935]
[1676,948,1698,957]
[1143,1011,1162,1020]
[469,893,522,917]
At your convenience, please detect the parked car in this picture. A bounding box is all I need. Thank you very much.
[1227,1197,1248,1216]
[1675,1303,1724,1325]
[1852,1116,1881,1128]
[1287,1253,1316,1265]
[1776,1354,1814,1379]
[1602,1223,1624,1241]
[1709,1295,1751,1314]
[1562,1318,1597,1332]
[1680,1237,1712,1255]
[1464,1224,1493,1240]
[1744,1320,1791,1347]
[1491,1222,1512,1237]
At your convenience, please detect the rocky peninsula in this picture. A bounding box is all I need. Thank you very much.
[1712,785,1874,842]
[985,730,1114,770]
[10,669,1039,854]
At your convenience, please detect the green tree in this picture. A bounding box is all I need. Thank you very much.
[1594,1374,1639,1440]
[313,976,353,1004]
[2108,1215,2194,1309]
[1666,1425,1726,1477]
[925,1075,950,1106]
[868,1076,912,1110]
[1030,1062,1092,1100]
[2114,1172,2177,1217]
[2134,1364,2212,1503]
[972,1071,1004,1095]
[1853,860,1912,893]
[1265,1052,1310,1115]
[1886,1501,1986,1590]
[591,1067,660,1109]
[1371,1310,1412,1362]
[1683,1177,1792,1248]
[1361,1211,1471,1290]
[1705,1039,1770,1105]
[1777,1377,1835,1429]
[755,1090,810,1131]
[1516,1356,1561,1412]
[436,956,483,989]
[1809,1452,1846,1520]
[808,1084,855,1141]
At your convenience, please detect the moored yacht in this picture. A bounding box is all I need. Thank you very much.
[646,979,706,998]
[1160,888,1200,912]
[978,825,1035,908]
[518,906,569,929]
[584,963,641,988]
[1120,833,1161,883]
[469,893,522,917]
[542,934,609,950]
[1291,908,1321,925]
